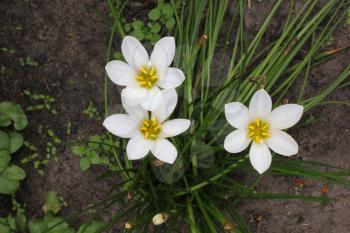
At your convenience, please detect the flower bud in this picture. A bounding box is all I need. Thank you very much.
[152,212,169,225]
[124,222,132,229]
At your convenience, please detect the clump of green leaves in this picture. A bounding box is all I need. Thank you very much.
[23,90,58,114]
[0,102,27,195]
[72,134,117,171]
[324,34,334,46]
[0,200,26,233]
[19,56,38,67]
[122,1,177,44]
[83,101,100,119]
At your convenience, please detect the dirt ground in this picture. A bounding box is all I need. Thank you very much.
[1,0,349,232]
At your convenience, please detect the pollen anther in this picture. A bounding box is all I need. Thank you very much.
[247,118,270,143]
[140,117,162,140]
[136,66,158,89]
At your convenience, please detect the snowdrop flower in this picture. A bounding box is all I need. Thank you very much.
[105,36,185,111]
[103,89,190,164]
[224,89,303,174]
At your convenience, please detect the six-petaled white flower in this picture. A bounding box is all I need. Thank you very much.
[103,89,190,164]
[224,89,304,174]
[105,36,185,111]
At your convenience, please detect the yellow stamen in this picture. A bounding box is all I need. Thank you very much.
[135,66,159,89]
[139,117,162,140]
[247,118,270,143]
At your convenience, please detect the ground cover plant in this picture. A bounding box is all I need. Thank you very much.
[0,0,350,232]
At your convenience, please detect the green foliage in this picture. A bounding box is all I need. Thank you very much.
[0,102,28,130]
[116,1,179,45]
[83,101,100,119]
[76,221,107,233]
[43,191,65,214]
[23,90,58,115]
[72,134,118,171]
[0,102,26,195]
[19,56,38,67]
[29,215,74,233]
[347,8,350,25]
[0,205,26,233]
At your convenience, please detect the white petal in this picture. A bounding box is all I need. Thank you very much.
[269,104,304,130]
[121,96,148,122]
[160,119,190,138]
[150,37,175,68]
[225,102,251,129]
[122,36,149,69]
[126,134,153,160]
[152,89,178,122]
[224,130,251,153]
[249,89,272,121]
[140,86,163,111]
[265,130,298,156]
[121,86,148,106]
[105,60,136,86]
[151,138,177,164]
[249,142,272,174]
[103,114,138,138]
[157,68,185,89]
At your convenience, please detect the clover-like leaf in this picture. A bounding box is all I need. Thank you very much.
[0,174,20,195]
[43,191,61,214]
[80,157,91,171]
[72,145,86,157]
[166,18,176,30]
[161,3,174,18]
[9,131,24,153]
[3,165,26,181]
[131,20,144,30]
[148,8,161,21]
[0,150,11,173]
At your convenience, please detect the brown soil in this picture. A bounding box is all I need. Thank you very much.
[1,0,349,232]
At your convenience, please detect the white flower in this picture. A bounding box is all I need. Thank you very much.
[224,89,304,174]
[103,89,190,164]
[105,36,185,111]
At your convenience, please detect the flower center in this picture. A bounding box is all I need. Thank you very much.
[135,66,158,89]
[247,118,270,143]
[139,117,162,140]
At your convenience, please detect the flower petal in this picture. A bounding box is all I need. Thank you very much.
[157,67,185,89]
[160,119,190,138]
[269,104,304,130]
[122,36,149,69]
[224,130,251,153]
[121,96,148,122]
[126,134,153,160]
[150,37,175,68]
[105,60,136,86]
[121,86,148,106]
[140,86,163,111]
[265,130,298,156]
[249,89,272,121]
[103,114,138,138]
[151,138,177,164]
[152,89,178,122]
[249,142,272,174]
[225,102,251,129]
